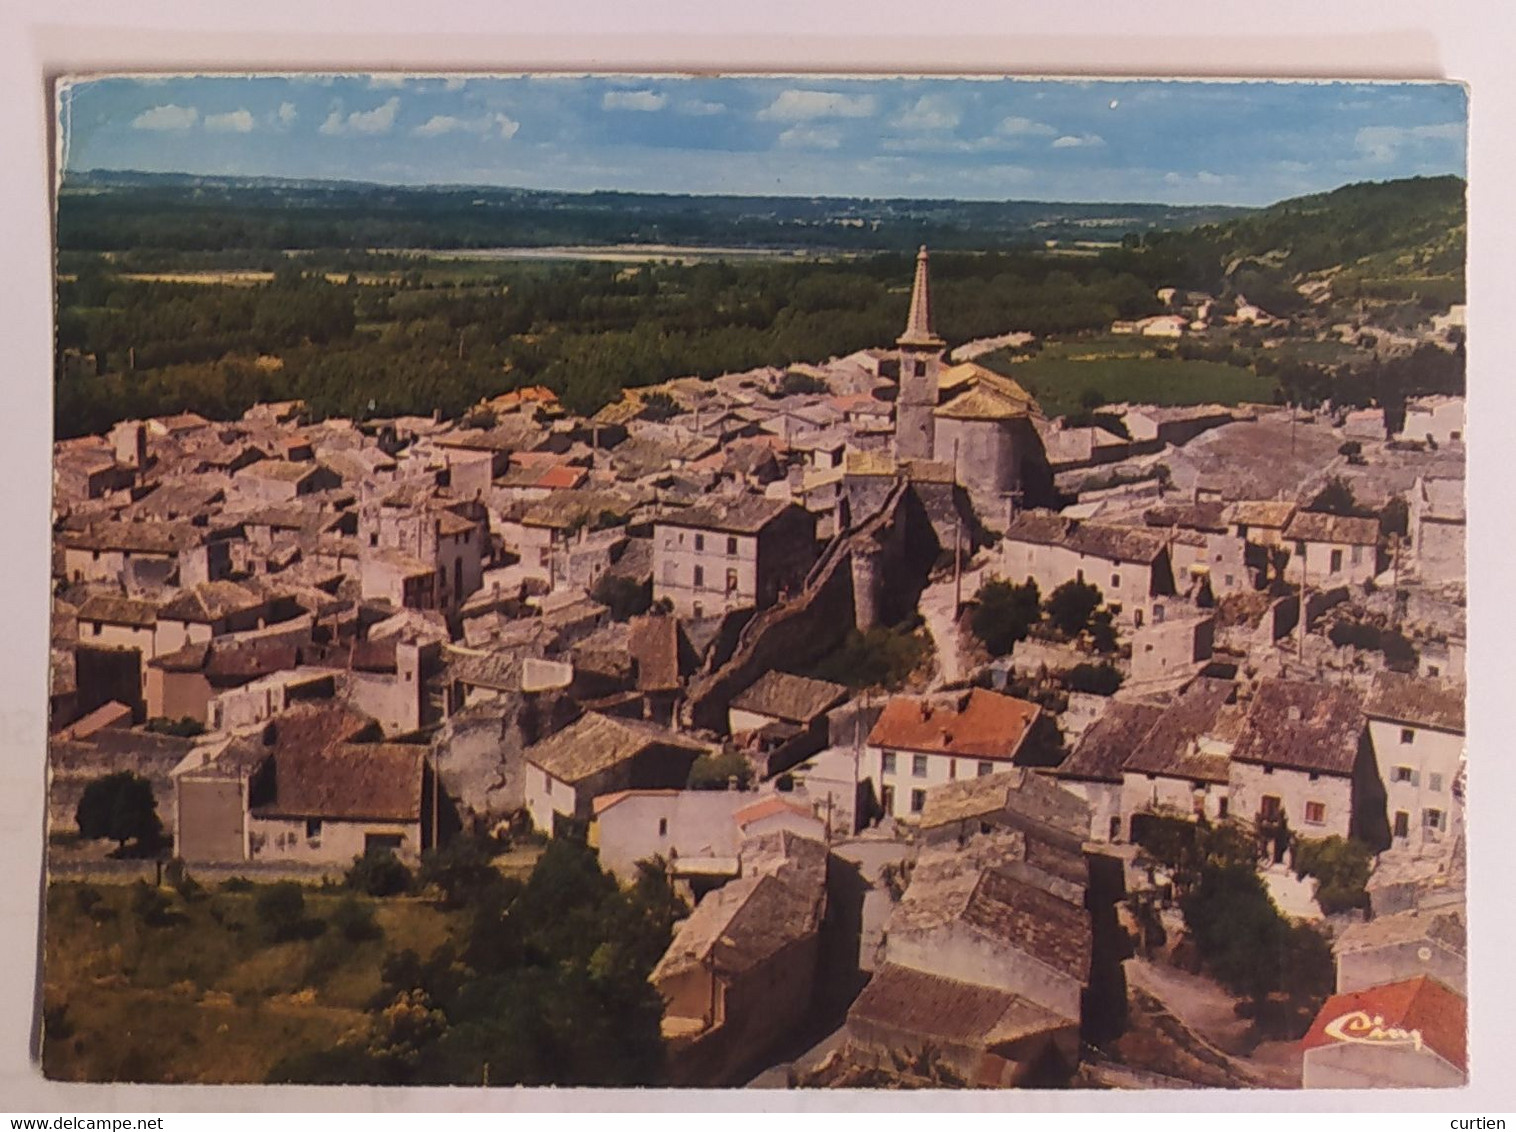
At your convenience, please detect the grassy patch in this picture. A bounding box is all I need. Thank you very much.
[987,355,1278,419]
[42,880,462,1083]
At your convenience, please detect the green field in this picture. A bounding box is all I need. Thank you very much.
[984,353,1279,420]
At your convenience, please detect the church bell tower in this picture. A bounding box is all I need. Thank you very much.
[894,245,945,461]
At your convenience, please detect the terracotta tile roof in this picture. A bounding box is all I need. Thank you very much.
[1120,678,1237,782]
[535,464,587,491]
[847,963,1070,1049]
[868,688,1039,761]
[1336,909,1466,957]
[733,796,815,828]
[254,741,425,823]
[524,712,706,785]
[1004,510,1170,565]
[656,494,797,536]
[1230,679,1365,775]
[1363,672,1465,734]
[1301,975,1466,1074]
[64,700,133,740]
[1144,502,1228,533]
[1223,500,1297,530]
[892,865,1091,984]
[844,450,898,478]
[236,459,320,484]
[1055,701,1166,783]
[628,614,680,693]
[61,521,195,555]
[1284,510,1380,546]
[158,580,265,624]
[76,594,158,629]
[729,671,848,726]
[918,768,1091,843]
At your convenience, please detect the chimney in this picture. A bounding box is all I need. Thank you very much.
[1287,705,1302,722]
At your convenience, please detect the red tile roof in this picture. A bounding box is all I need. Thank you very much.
[1301,975,1466,1074]
[867,688,1040,761]
[733,796,815,827]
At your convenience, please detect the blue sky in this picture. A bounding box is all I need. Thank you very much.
[59,74,1467,206]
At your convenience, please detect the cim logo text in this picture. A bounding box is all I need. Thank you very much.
[1322,1011,1424,1051]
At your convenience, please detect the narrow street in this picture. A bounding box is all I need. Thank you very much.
[917,561,987,689]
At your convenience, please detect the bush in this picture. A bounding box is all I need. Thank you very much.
[346,850,414,897]
[781,371,828,396]
[1045,580,1103,639]
[1064,662,1123,696]
[145,716,206,738]
[255,881,310,940]
[418,836,505,909]
[969,578,1041,657]
[1337,440,1362,457]
[687,751,753,792]
[592,574,652,621]
[130,880,174,928]
[1292,835,1373,915]
[331,894,384,943]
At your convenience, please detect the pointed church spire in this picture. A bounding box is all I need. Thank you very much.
[897,244,945,349]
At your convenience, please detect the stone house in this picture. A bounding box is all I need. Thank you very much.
[915,770,1091,879]
[358,497,486,616]
[726,670,848,777]
[1226,679,1380,845]
[1301,976,1466,1088]
[1119,677,1241,839]
[1334,909,1465,996]
[1049,700,1165,843]
[522,712,711,835]
[1143,501,1252,597]
[1362,672,1465,854]
[1398,396,1465,448]
[1282,511,1381,587]
[652,495,817,619]
[1000,511,1176,628]
[207,666,345,733]
[866,689,1042,823]
[1128,612,1216,686]
[653,831,828,1086]
[591,789,752,883]
[1408,476,1465,588]
[59,521,193,586]
[1223,499,1298,554]
[154,580,274,656]
[146,639,300,724]
[231,459,342,504]
[346,635,445,737]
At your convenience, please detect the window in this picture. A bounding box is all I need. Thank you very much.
[1400,728,1416,745]
[949,759,957,781]
[1423,808,1445,831]
[1224,575,1235,587]
[912,754,928,778]
[1259,795,1283,821]
[1429,773,1444,793]
[1304,801,1326,825]
[977,761,993,777]
[1393,810,1410,839]
[658,818,668,837]
[1295,540,1306,556]
[1330,549,1343,573]
[1393,765,1416,783]
[1263,765,1274,776]
[1109,815,1122,840]
[91,622,102,636]
[726,568,739,594]
[914,360,927,377]
[692,602,703,619]
[1217,796,1229,819]
[909,789,926,814]
[693,565,705,588]
[364,833,403,855]
[694,534,705,552]
[306,818,322,839]
[1428,664,1441,677]
[880,785,895,814]
[1111,573,1121,589]
[881,751,896,775]
[726,536,738,556]
[370,533,379,547]
[1351,545,1363,566]
[1308,771,1319,782]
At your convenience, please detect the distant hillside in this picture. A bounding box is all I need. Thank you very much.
[1143,175,1466,313]
[57,170,1251,259]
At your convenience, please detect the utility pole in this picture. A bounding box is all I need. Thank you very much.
[952,439,963,615]
[1297,549,1307,664]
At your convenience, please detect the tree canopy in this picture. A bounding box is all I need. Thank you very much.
[74,772,163,853]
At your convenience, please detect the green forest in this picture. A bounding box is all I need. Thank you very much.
[53,174,1467,438]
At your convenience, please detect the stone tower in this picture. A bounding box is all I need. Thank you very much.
[894,245,946,461]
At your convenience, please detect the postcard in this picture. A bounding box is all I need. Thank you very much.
[43,73,1468,1090]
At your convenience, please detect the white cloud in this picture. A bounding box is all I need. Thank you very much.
[758,89,876,121]
[677,99,726,116]
[276,101,298,127]
[893,95,960,131]
[1196,170,1224,185]
[1163,171,1183,185]
[996,115,1057,137]
[413,112,519,140]
[602,90,667,112]
[777,124,843,150]
[1051,133,1105,148]
[1354,122,1463,164]
[320,97,401,136]
[368,74,410,88]
[131,104,198,131]
[204,109,255,133]
[443,77,469,92]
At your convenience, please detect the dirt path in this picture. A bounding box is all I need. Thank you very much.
[917,562,987,689]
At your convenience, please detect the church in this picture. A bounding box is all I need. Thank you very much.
[891,246,1053,515]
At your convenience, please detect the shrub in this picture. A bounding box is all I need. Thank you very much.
[781,371,828,396]
[346,850,414,898]
[1293,836,1373,915]
[1045,580,1103,638]
[75,772,163,853]
[255,881,308,939]
[145,716,206,738]
[130,880,173,928]
[969,578,1041,657]
[687,751,753,791]
[331,894,384,943]
[1064,662,1123,696]
[592,574,652,621]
